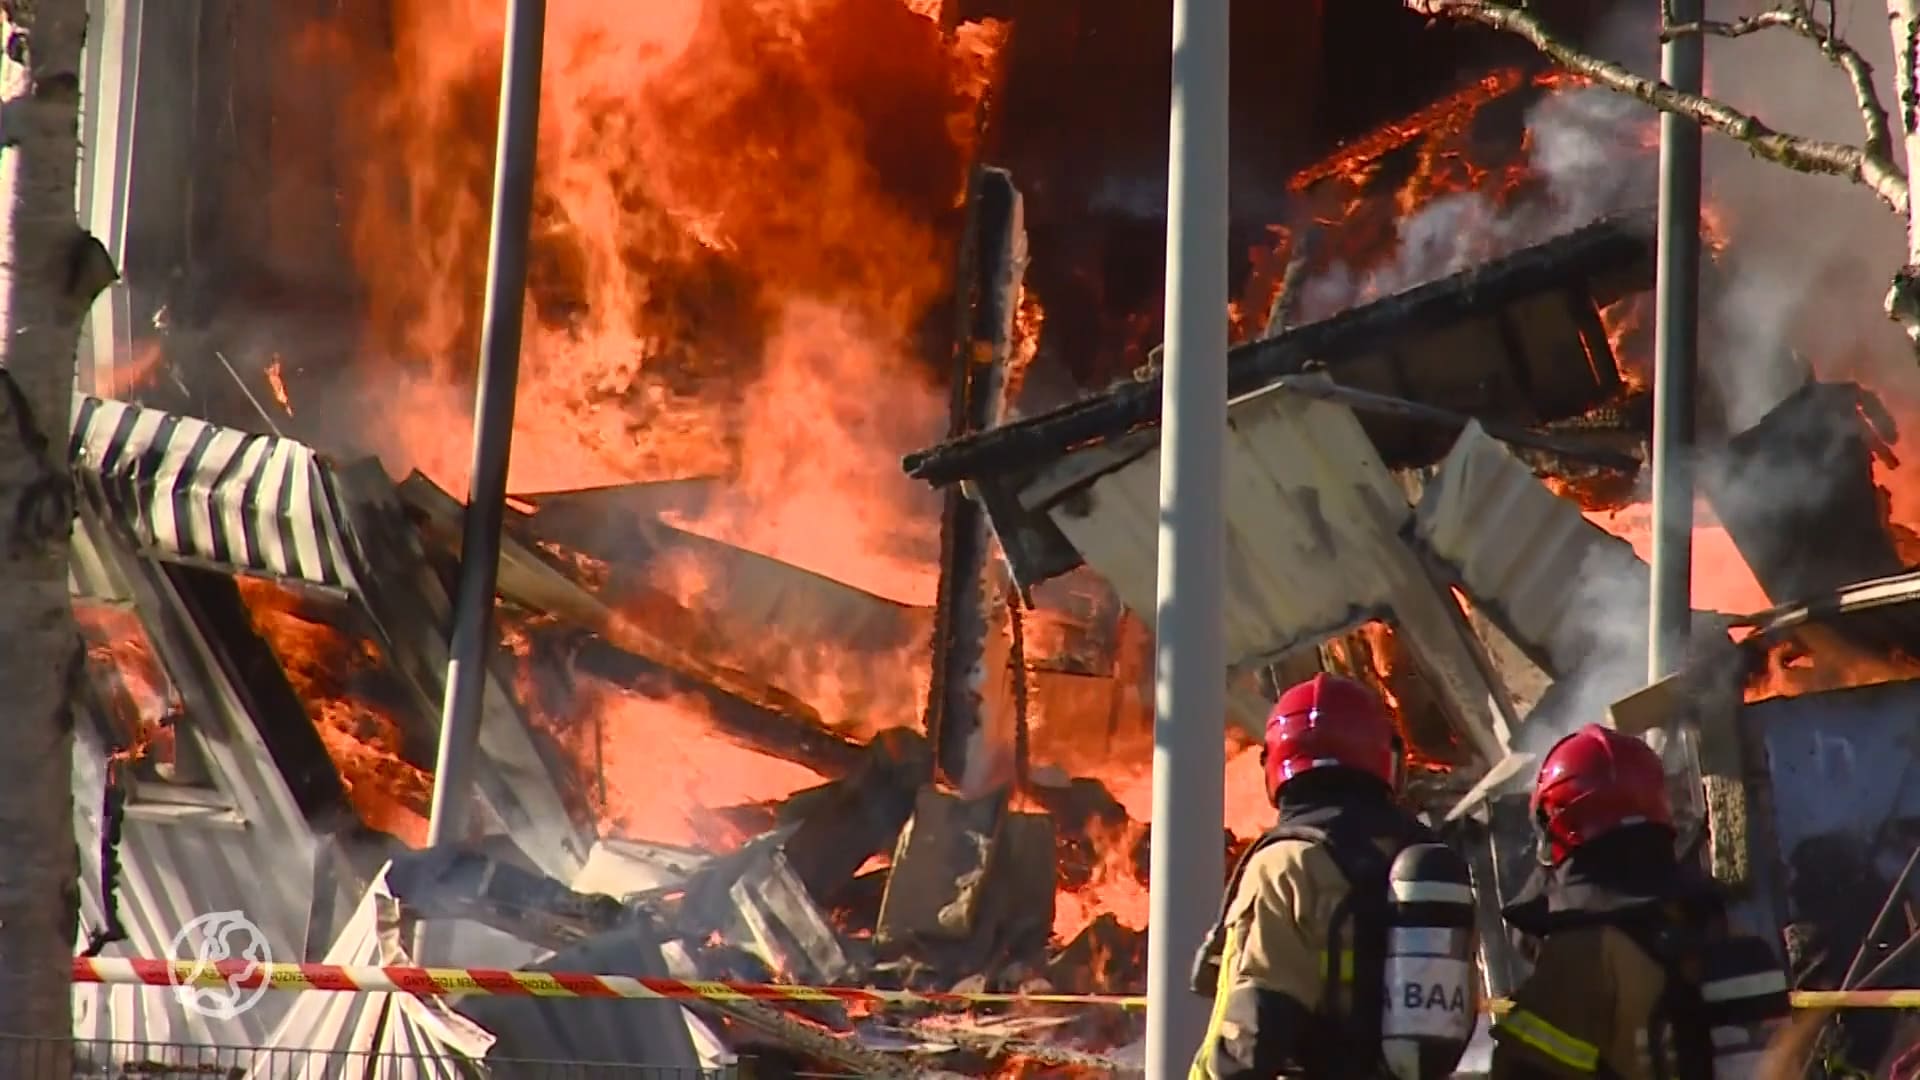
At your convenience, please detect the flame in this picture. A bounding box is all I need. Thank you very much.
[1744,633,1920,704]
[312,0,1005,610]
[234,576,435,844]
[75,603,180,769]
[101,338,167,399]
[1251,66,1592,318]
[559,677,825,850]
[265,355,293,415]
[1050,815,1148,944]
[1003,284,1045,410]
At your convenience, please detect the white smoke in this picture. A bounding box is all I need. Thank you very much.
[1297,85,1655,322]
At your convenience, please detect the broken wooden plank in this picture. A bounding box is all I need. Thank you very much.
[903,211,1655,488]
[383,846,629,952]
[968,809,1058,966]
[781,727,934,907]
[876,786,1009,951]
[1045,913,1145,996]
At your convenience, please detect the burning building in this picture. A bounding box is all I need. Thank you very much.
[62,0,1920,1074]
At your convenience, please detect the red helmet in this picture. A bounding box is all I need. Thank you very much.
[1531,724,1674,865]
[1263,673,1400,802]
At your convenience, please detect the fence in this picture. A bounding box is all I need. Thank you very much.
[0,1034,756,1080]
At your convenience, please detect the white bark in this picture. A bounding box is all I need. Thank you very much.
[1407,0,1920,359]
[1884,0,1920,348]
[0,0,110,1071]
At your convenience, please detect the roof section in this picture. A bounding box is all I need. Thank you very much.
[903,211,1654,490]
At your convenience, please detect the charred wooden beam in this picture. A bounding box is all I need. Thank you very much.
[927,166,1029,787]
[153,561,354,819]
[384,846,629,952]
[902,210,1655,489]
[569,638,866,781]
[779,727,934,907]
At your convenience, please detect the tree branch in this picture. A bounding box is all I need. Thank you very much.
[1662,7,1895,167]
[1408,0,1910,215]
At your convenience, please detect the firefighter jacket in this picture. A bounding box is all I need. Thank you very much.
[1489,826,1729,1080]
[1191,770,1439,1080]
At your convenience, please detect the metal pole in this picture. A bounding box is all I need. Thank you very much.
[1648,0,1702,682]
[424,0,546,863]
[1146,0,1229,1075]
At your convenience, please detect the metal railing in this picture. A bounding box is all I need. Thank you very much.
[0,1035,744,1079]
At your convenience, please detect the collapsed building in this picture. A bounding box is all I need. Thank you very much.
[63,0,1920,1076]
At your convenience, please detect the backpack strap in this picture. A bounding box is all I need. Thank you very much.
[1613,909,1716,1080]
[1311,817,1397,1056]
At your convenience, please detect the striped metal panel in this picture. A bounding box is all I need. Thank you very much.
[69,395,361,592]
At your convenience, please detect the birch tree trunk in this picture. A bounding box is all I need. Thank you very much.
[1886,0,1920,347]
[0,0,111,1074]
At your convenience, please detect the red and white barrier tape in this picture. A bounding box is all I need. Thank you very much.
[72,958,1146,1009]
[71,958,1920,1010]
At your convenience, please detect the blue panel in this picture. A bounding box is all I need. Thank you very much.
[1749,679,1920,865]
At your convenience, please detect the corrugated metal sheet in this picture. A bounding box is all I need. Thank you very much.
[1413,423,1651,679]
[457,921,704,1071]
[1412,423,1731,747]
[525,498,932,658]
[1019,377,1512,761]
[246,869,491,1080]
[65,503,588,1051]
[72,673,357,1050]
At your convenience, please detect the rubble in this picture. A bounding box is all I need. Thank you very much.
[877,787,1008,950]
[67,190,1920,1078]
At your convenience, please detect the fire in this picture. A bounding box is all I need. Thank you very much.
[280,0,1016,867]
[1051,815,1148,944]
[234,576,435,845]
[551,677,826,851]
[312,0,1006,611]
[1744,632,1920,704]
[1003,284,1045,410]
[74,603,180,770]
[265,354,293,415]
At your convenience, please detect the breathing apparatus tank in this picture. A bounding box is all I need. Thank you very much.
[1379,842,1480,1080]
[1697,935,1792,1077]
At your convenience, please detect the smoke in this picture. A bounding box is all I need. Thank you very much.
[1513,536,1661,752]
[1297,85,1656,322]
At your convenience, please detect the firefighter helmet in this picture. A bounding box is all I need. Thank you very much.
[1531,723,1673,865]
[1264,673,1400,801]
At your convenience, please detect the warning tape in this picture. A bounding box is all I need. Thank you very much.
[71,958,1148,1009]
[69,958,1920,1011]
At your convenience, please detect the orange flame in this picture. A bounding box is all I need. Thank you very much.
[235,576,434,844]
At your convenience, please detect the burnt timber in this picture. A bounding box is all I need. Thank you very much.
[902,210,1654,491]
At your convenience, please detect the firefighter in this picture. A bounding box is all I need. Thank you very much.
[1190,673,1479,1080]
[1490,723,1793,1080]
